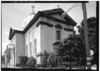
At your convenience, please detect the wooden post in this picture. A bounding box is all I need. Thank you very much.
[82,3,91,69]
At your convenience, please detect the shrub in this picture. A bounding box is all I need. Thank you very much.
[41,50,49,67]
[26,56,36,68]
[19,56,28,66]
[47,54,58,67]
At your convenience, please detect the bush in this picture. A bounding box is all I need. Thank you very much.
[47,54,58,67]
[41,50,49,67]
[17,56,28,67]
[26,56,36,68]
[19,56,28,66]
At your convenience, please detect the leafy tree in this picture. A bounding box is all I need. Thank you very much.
[63,34,86,67]
[52,17,96,68]
[53,39,82,69]
[78,17,97,65]
[48,17,96,69]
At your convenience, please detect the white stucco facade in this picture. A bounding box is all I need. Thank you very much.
[40,16,73,53]
[24,15,74,64]
[8,8,76,65]
[24,17,42,64]
[9,33,25,66]
[9,48,14,66]
[16,33,25,64]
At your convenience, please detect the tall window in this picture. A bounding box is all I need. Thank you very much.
[25,45,28,56]
[34,39,37,54]
[56,30,61,40]
[30,42,32,56]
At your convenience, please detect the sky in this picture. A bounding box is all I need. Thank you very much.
[1,1,96,55]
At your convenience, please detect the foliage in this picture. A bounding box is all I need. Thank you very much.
[79,17,97,65]
[52,17,97,67]
[53,34,86,67]
[18,56,28,66]
[53,41,64,56]
[41,50,49,67]
[2,55,5,64]
[79,17,96,49]
[26,56,36,68]
[47,53,58,67]
[64,35,86,66]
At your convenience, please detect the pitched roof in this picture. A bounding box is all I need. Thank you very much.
[23,8,76,33]
[9,27,23,40]
[23,8,64,32]
[9,8,77,40]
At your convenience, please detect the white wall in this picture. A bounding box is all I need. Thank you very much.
[41,17,73,29]
[25,17,41,64]
[33,25,41,64]
[16,33,25,64]
[24,14,75,64]
[9,49,14,66]
[33,25,41,55]
[62,29,73,41]
[41,16,74,53]
[10,35,16,66]
[41,24,55,53]
[11,35,16,48]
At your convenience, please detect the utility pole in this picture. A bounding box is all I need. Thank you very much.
[82,3,91,69]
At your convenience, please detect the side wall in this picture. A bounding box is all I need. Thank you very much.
[25,17,41,64]
[41,24,55,53]
[10,35,16,66]
[11,35,16,48]
[16,33,25,64]
[9,49,14,67]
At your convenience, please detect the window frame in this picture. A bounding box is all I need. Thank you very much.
[34,39,37,54]
[25,44,28,56]
[30,42,32,56]
[56,30,61,41]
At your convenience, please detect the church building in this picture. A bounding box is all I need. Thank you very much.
[8,8,76,66]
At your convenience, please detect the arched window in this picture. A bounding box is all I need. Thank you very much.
[25,45,28,56]
[30,42,32,56]
[34,39,37,54]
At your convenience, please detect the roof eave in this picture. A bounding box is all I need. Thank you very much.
[63,14,77,26]
[9,30,23,40]
[23,8,64,33]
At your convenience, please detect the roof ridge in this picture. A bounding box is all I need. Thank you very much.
[40,8,63,12]
[39,8,64,15]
